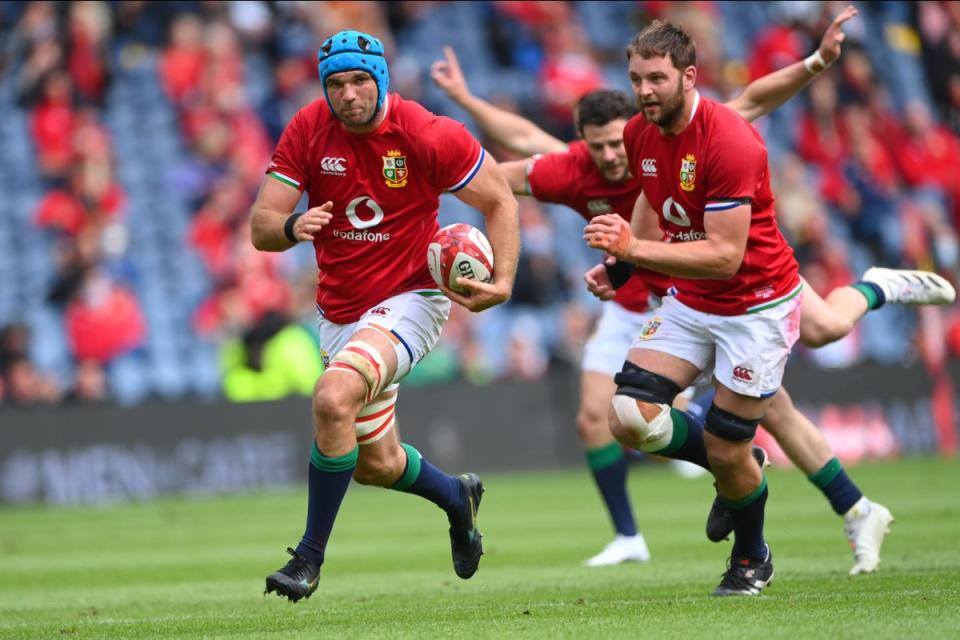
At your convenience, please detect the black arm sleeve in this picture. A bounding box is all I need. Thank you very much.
[604,261,636,289]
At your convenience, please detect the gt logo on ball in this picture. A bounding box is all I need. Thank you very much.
[426,223,495,294]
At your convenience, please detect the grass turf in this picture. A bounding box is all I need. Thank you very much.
[0,457,957,639]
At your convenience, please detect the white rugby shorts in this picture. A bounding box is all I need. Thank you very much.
[319,290,451,392]
[582,301,657,377]
[629,292,802,398]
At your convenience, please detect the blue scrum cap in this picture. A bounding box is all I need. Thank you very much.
[318,30,390,113]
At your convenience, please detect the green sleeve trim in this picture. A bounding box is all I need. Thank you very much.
[390,443,422,491]
[720,476,768,510]
[268,171,300,189]
[586,442,624,471]
[310,441,358,472]
[808,457,843,489]
[651,409,690,457]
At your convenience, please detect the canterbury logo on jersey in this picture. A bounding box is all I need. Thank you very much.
[321,157,347,175]
[641,158,657,176]
[587,199,611,214]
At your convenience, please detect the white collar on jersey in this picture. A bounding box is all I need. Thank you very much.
[687,90,700,125]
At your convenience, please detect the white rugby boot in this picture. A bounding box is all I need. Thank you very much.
[861,267,956,305]
[670,459,708,478]
[584,533,651,567]
[843,497,895,576]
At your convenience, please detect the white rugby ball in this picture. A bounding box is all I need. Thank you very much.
[427,223,495,294]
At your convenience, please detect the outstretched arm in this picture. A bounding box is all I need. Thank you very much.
[430,46,568,156]
[725,5,858,123]
[498,159,534,195]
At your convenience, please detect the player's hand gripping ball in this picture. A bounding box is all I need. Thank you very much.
[427,223,495,294]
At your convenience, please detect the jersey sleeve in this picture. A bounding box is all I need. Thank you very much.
[418,115,485,192]
[703,114,765,213]
[266,109,309,192]
[526,151,576,204]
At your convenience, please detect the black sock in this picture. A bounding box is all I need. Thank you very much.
[723,477,769,561]
[391,443,464,519]
[808,458,863,515]
[586,443,637,537]
[651,409,710,469]
[295,442,357,565]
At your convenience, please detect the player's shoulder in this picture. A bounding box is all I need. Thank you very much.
[390,93,446,127]
[700,96,765,150]
[391,94,475,143]
[701,97,759,136]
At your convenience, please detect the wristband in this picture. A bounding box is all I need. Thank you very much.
[284,212,304,243]
[803,50,830,75]
[604,260,636,289]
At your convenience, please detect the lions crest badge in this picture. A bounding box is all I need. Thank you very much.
[679,154,696,192]
[639,317,662,340]
[383,150,408,188]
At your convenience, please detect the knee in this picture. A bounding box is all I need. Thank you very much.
[608,363,682,450]
[312,380,362,427]
[576,404,607,443]
[704,405,761,470]
[705,440,745,474]
[353,450,403,486]
[609,395,673,451]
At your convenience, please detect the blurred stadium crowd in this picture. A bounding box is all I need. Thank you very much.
[0,0,958,407]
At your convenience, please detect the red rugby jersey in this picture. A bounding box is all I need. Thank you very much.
[623,94,800,315]
[267,93,484,323]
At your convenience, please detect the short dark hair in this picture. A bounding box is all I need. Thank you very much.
[575,90,637,134]
[625,20,696,70]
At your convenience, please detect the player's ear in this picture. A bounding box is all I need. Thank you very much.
[683,65,696,91]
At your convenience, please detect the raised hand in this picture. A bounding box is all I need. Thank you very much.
[818,5,858,66]
[429,46,472,104]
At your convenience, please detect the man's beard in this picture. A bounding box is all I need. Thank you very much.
[645,79,685,129]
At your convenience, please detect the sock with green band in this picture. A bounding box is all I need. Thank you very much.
[586,442,637,536]
[391,443,463,516]
[296,441,358,564]
[851,282,886,310]
[651,409,710,469]
[808,457,863,515]
[723,476,769,561]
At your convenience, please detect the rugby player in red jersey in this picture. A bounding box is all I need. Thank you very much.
[249,30,519,602]
[433,6,951,577]
[585,19,803,595]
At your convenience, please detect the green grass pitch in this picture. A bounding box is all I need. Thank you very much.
[1,457,957,639]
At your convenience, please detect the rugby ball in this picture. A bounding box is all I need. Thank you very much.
[427,223,495,294]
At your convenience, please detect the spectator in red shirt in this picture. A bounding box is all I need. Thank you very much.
[65,269,146,365]
[159,13,206,104]
[30,70,76,183]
